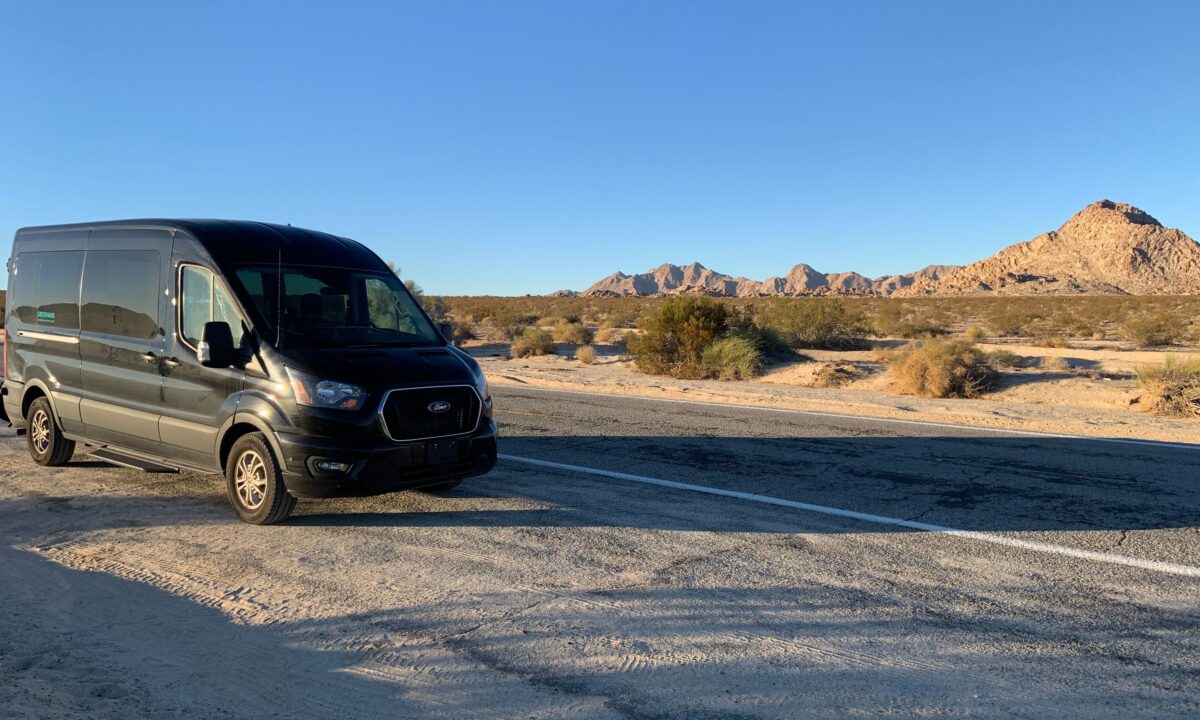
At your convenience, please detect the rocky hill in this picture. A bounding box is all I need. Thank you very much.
[568,201,1198,298]
[582,262,956,297]
[896,200,1200,296]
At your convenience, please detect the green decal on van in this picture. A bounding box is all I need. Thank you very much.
[36,310,56,324]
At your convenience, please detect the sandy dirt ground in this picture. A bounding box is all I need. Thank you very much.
[465,339,1200,445]
[2,388,1199,718]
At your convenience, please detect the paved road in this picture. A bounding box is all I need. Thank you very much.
[2,386,1198,719]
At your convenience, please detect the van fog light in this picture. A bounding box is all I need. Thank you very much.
[314,459,353,473]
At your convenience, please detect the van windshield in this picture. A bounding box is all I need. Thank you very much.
[233,265,442,348]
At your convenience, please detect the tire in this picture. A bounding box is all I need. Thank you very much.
[26,396,75,466]
[418,478,464,493]
[226,433,295,525]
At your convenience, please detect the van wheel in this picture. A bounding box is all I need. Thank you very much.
[419,478,463,493]
[27,397,75,466]
[226,433,295,525]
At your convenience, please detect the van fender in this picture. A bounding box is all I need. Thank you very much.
[19,378,57,424]
[216,392,294,472]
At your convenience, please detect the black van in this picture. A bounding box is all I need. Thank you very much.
[1,220,497,524]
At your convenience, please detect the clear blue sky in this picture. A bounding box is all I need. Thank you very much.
[2,1,1197,295]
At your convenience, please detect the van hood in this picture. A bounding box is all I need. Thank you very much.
[278,345,481,393]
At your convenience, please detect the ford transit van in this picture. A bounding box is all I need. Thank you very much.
[1,220,497,524]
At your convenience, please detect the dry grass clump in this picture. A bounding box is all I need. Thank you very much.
[965,326,987,342]
[595,326,622,344]
[1034,336,1069,348]
[986,349,1023,368]
[1121,314,1181,348]
[552,321,594,344]
[575,344,598,364]
[887,339,996,398]
[1040,355,1070,372]
[700,336,762,380]
[812,362,865,388]
[1136,356,1200,417]
[511,327,555,358]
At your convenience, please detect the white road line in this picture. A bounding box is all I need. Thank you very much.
[492,384,1200,452]
[499,454,1200,579]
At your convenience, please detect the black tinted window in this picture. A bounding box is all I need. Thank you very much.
[81,250,160,339]
[12,251,84,330]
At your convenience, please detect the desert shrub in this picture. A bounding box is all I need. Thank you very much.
[700,336,763,380]
[1034,336,1069,348]
[1136,356,1200,417]
[872,299,905,336]
[887,339,996,398]
[813,362,865,388]
[758,300,864,349]
[986,349,1024,368]
[445,319,474,345]
[626,298,728,378]
[965,326,987,342]
[576,344,598,364]
[1121,314,1181,347]
[595,327,622,344]
[552,321,594,344]
[1040,355,1070,372]
[511,327,555,358]
[495,310,540,340]
[891,321,949,339]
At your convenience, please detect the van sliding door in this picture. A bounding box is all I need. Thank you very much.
[77,229,172,453]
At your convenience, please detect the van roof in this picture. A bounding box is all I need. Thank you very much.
[15,219,385,270]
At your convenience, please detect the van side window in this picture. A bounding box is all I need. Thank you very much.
[80,250,160,339]
[12,251,85,330]
[180,265,244,348]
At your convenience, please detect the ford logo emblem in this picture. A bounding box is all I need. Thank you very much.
[427,400,451,414]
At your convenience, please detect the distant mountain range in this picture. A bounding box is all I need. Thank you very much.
[552,200,1200,297]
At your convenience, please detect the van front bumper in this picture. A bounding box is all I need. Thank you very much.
[275,419,498,499]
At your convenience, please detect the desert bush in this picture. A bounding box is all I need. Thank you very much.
[444,319,474,345]
[986,349,1023,368]
[552,321,594,344]
[495,310,540,340]
[700,336,763,380]
[595,327,622,344]
[1121,314,1181,347]
[812,362,865,388]
[758,300,864,349]
[510,327,555,358]
[627,297,729,378]
[576,344,598,364]
[1034,336,1069,348]
[1040,356,1070,372]
[965,326,987,342]
[887,339,996,398]
[1136,356,1200,417]
[891,321,949,339]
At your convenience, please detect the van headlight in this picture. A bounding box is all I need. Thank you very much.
[286,367,365,410]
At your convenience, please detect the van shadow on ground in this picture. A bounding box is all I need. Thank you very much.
[295,431,1200,535]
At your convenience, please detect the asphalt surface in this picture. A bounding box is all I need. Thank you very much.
[2,385,1199,719]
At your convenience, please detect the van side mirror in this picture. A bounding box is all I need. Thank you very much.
[199,321,235,368]
[438,322,455,345]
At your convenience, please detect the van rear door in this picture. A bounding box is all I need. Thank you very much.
[77,229,172,453]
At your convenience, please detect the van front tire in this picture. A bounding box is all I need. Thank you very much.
[26,397,75,466]
[226,433,295,525]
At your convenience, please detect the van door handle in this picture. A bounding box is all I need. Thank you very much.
[141,352,159,363]
[162,357,182,368]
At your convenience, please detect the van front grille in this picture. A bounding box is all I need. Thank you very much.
[379,386,480,441]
